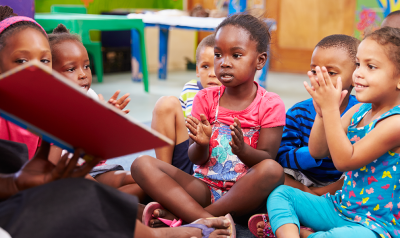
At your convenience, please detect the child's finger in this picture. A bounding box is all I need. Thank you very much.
[200,114,210,126]
[229,141,239,151]
[117,93,130,105]
[186,122,198,135]
[186,117,198,129]
[119,97,131,110]
[61,148,83,178]
[321,67,333,87]
[110,90,121,100]
[123,109,130,114]
[307,71,320,90]
[187,116,200,125]
[73,156,103,177]
[98,94,105,102]
[231,131,242,145]
[188,133,198,142]
[315,66,327,87]
[234,118,242,129]
[51,151,70,179]
[304,81,316,97]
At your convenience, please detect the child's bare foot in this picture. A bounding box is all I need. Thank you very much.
[150,207,181,228]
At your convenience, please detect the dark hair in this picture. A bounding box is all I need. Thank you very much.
[386,10,400,19]
[0,6,47,51]
[215,13,270,53]
[365,26,400,75]
[196,34,215,62]
[315,34,360,63]
[48,24,81,61]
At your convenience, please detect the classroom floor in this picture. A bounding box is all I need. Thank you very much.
[91,70,309,237]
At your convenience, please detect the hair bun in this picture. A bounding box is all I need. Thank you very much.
[0,6,18,21]
[52,24,69,34]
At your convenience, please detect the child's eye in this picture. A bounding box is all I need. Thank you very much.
[311,70,316,75]
[202,65,209,69]
[15,59,27,64]
[368,64,376,70]
[66,67,75,72]
[355,62,360,67]
[233,53,241,58]
[41,59,50,64]
[328,72,337,76]
[214,53,221,58]
[84,65,90,70]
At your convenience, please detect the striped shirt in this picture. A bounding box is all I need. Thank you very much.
[276,96,359,182]
[179,79,203,118]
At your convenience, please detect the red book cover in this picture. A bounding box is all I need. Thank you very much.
[0,61,172,159]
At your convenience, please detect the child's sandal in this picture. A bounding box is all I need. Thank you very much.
[248,214,275,238]
[142,202,182,227]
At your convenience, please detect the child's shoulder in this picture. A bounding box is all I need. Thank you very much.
[287,98,315,114]
[182,79,202,92]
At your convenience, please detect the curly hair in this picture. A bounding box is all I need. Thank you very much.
[365,26,400,75]
[315,34,360,63]
[215,13,270,53]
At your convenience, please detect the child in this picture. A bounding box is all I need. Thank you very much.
[179,34,222,118]
[0,6,50,159]
[277,35,360,194]
[381,10,400,28]
[47,24,145,201]
[267,26,400,238]
[150,34,221,173]
[131,13,286,227]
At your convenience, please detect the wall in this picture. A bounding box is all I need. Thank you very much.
[354,0,395,39]
[35,0,183,13]
[2,0,35,18]
[266,0,356,74]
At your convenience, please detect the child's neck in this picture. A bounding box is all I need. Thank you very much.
[219,81,257,111]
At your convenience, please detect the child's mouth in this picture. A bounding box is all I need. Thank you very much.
[80,84,89,90]
[355,83,367,91]
[220,74,233,82]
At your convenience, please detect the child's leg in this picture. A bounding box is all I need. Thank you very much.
[151,96,189,164]
[95,171,147,202]
[267,185,378,238]
[131,155,213,222]
[204,159,285,218]
[284,174,318,195]
[309,177,344,196]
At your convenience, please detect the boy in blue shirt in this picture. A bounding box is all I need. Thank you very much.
[277,34,360,195]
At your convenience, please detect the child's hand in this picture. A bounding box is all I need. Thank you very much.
[186,114,212,146]
[98,90,131,114]
[229,118,246,155]
[313,99,323,117]
[304,66,347,114]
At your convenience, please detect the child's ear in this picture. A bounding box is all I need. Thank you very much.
[397,80,400,90]
[196,65,199,77]
[256,52,268,70]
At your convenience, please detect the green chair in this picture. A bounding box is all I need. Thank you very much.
[50,5,104,83]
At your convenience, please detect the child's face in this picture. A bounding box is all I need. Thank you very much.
[353,39,400,103]
[52,40,92,91]
[196,46,221,88]
[0,28,51,73]
[214,25,263,87]
[310,47,355,92]
[381,15,400,28]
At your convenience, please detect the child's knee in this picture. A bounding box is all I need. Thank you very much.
[255,159,285,186]
[267,185,297,207]
[153,96,181,115]
[130,155,156,175]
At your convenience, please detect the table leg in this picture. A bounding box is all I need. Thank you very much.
[158,26,170,80]
[131,29,143,82]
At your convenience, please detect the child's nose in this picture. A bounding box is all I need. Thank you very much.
[209,70,216,77]
[221,59,232,68]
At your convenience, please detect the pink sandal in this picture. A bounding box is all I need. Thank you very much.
[248,214,275,238]
[142,202,182,227]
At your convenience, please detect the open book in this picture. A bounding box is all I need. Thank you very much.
[0,61,172,159]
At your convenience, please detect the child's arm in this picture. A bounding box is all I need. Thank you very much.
[186,114,211,165]
[277,106,325,170]
[305,66,400,171]
[230,118,283,167]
